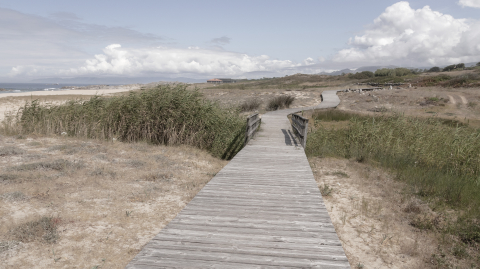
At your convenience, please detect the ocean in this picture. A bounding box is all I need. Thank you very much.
[0,83,96,95]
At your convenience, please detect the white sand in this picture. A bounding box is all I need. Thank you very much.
[0,87,138,98]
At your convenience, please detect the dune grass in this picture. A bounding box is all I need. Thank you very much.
[7,85,246,159]
[239,98,262,112]
[306,110,480,244]
[266,95,295,111]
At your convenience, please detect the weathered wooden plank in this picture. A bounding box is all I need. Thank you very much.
[159,228,342,243]
[164,221,337,235]
[182,202,327,213]
[171,215,335,228]
[178,208,332,220]
[186,199,326,209]
[131,248,349,268]
[193,192,323,201]
[168,218,334,232]
[161,223,337,238]
[147,239,347,258]
[150,234,345,253]
[130,258,298,269]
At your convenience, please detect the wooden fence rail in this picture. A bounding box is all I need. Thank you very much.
[244,113,261,146]
[291,113,309,148]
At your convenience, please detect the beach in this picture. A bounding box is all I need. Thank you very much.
[0,85,141,122]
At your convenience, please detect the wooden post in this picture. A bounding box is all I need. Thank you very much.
[302,120,308,148]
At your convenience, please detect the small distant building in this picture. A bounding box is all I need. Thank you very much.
[207,78,222,84]
[207,78,236,84]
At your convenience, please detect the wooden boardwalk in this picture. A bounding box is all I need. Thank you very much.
[126,91,349,268]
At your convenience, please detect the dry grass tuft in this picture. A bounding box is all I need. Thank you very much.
[0,146,25,156]
[0,174,18,181]
[404,200,422,214]
[142,172,172,182]
[0,191,28,202]
[266,95,295,111]
[0,241,19,254]
[10,159,85,172]
[239,98,262,112]
[10,216,60,244]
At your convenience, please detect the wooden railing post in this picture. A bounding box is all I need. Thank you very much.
[245,113,261,146]
[291,113,309,148]
[302,120,309,148]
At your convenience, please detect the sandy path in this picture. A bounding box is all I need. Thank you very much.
[459,95,468,104]
[448,95,456,105]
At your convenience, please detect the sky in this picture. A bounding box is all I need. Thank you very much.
[1,0,480,82]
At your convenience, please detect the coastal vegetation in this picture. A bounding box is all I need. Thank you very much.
[266,95,295,111]
[306,110,480,264]
[3,85,246,159]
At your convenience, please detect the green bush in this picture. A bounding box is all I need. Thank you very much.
[443,63,464,72]
[16,85,246,159]
[417,74,452,86]
[350,71,374,79]
[374,68,411,77]
[375,68,396,77]
[428,67,441,72]
[394,68,412,76]
[441,73,480,88]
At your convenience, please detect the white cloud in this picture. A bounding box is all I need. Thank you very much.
[459,0,480,8]
[51,44,300,77]
[4,8,324,79]
[303,57,315,65]
[333,1,480,66]
[0,8,162,76]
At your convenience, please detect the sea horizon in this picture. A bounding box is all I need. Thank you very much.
[0,82,118,95]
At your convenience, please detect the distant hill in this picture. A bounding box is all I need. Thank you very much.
[320,62,479,76]
[319,65,398,76]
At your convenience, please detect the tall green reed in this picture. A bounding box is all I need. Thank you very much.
[15,85,245,159]
[306,111,480,243]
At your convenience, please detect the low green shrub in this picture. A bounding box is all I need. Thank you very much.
[417,74,452,86]
[443,63,464,72]
[350,71,374,79]
[374,68,412,77]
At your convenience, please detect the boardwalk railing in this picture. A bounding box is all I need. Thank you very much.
[291,113,309,148]
[244,113,261,145]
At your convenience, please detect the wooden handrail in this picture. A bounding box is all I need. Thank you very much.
[245,113,261,146]
[291,113,309,148]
